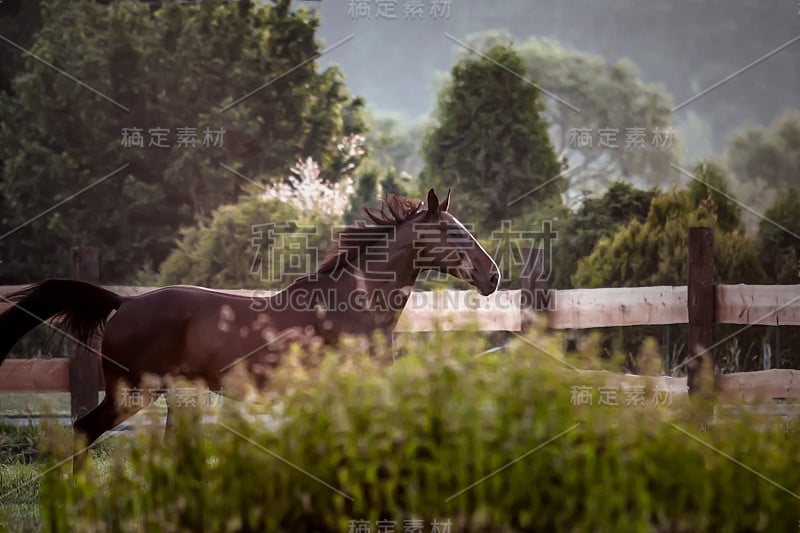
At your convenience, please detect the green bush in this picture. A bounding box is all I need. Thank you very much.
[36,329,800,532]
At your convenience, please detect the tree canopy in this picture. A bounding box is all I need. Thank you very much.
[551,181,656,289]
[574,163,764,288]
[159,157,353,289]
[756,188,800,284]
[513,36,675,193]
[0,0,364,283]
[421,44,563,231]
[724,110,800,223]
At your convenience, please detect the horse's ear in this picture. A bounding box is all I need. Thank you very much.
[440,188,451,212]
[426,188,439,215]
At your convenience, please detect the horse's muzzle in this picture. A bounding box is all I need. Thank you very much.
[473,270,500,296]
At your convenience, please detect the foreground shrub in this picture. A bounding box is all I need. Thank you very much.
[37,330,800,532]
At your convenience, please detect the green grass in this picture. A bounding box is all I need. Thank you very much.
[0,438,121,533]
[0,463,42,533]
[29,329,800,532]
[2,329,798,531]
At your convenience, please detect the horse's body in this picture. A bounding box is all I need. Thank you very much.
[0,189,499,452]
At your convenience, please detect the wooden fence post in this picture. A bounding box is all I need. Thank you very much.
[687,227,715,396]
[69,247,101,421]
[520,247,551,331]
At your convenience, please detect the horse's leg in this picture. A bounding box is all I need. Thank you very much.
[72,394,117,472]
[163,376,220,439]
[72,373,146,473]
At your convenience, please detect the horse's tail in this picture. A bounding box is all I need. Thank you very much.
[0,279,124,365]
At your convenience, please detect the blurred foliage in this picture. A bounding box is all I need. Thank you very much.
[363,113,425,179]
[727,111,800,192]
[717,111,800,232]
[754,188,800,371]
[346,161,414,225]
[515,35,675,193]
[0,0,365,284]
[35,328,800,532]
[158,150,362,289]
[756,188,800,285]
[571,163,775,371]
[574,163,764,288]
[421,44,563,231]
[482,197,567,292]
[158,195,300,289]
[0,1,43,98]
[550,180,656,289]
[158,193,341,290]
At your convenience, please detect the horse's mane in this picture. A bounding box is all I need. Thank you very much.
[291,194,425,283]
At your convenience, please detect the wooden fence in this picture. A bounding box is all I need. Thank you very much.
[1,228,800,421]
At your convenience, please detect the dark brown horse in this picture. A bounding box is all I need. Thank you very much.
[0,189,499,451]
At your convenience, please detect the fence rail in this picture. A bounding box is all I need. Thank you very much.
[1,230,800,419]
[2,284,798,390]
[3,284,798,332]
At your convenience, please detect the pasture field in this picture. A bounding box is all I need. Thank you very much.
[0,435,119,533]
[0,328,796,532]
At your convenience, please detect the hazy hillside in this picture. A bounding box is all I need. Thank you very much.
[308,0,799,154]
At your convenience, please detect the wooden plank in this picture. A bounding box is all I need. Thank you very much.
[687,227,714,396]
[4,283,800,331]
[548,286,687,329]
[578,370,689,395]
[396,290,522,332]
[717,284,800,326]
[577,369,800,403]
[69,247,101,420]
[716,369,800,402]
[0,359,71,392]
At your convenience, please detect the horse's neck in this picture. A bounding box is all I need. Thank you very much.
[362,242,419,295]
[283,244,419,318]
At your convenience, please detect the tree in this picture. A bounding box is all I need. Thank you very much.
[725,110,800,223]
[0,0,365,284]
[754,189,800,370]
[510,35,675,193]
[572,163,768,371]
[0,1,43,97]
[727,111,800,190]
[757,188,800,284]
[421,44,563,231]
[551,181,656,289]
[157,196,299,289]
[159,157,353,288]
[574,163,763,288]
[363,113,425,178]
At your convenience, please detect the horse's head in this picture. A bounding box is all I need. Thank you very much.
[411,188,500,296]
